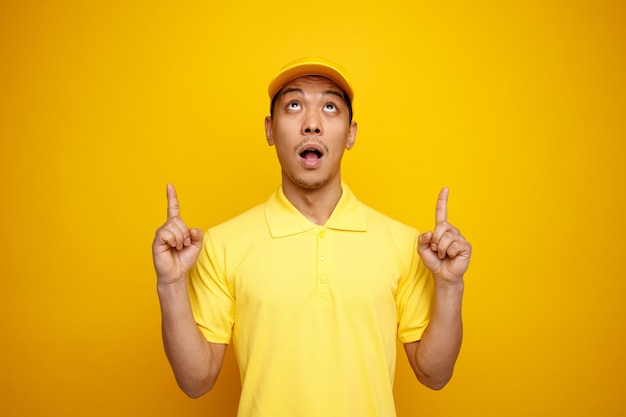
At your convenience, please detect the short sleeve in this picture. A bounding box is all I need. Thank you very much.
[396,237,434,343]
[187,229,235,344]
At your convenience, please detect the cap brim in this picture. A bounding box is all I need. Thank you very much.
[268,59,354,102]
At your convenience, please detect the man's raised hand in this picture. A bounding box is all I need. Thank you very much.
[152,184,203,286]
[417,187,471,285]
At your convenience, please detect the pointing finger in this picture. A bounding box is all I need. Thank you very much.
[435,187,449,224]
[166,184,181,219]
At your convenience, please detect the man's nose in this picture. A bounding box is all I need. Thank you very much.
[302,111,322,135]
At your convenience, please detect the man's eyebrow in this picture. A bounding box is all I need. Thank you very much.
[280,87,304,96]
[280,87,345,101]
[323,90,345,101]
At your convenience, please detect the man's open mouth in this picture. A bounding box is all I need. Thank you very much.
[300,149,323,159]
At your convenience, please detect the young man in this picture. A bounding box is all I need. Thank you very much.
[152,56,471,417]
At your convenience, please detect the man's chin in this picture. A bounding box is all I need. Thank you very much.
[290,175,330,191]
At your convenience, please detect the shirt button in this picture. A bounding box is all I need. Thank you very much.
[320,276,328,283]
[318,230,325,238]
[319,254,327,261]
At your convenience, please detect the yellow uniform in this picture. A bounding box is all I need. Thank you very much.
[188,183,433,417]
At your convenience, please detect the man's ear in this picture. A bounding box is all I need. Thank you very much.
[346,121,358,150]
[265,116,274,146]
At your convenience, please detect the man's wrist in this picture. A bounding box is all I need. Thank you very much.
[157,278,188,297]
[433,277,465,294]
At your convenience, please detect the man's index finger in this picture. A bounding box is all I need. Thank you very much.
[435,187,449,224]
[166,184,181,219]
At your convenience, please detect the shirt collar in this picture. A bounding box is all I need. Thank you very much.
[265,182,368,238]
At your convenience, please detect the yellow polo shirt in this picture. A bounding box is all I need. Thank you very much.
[188,184,433,417]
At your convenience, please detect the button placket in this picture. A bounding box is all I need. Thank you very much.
[316,227,330,302]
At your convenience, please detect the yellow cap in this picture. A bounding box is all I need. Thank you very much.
[268,56,354,102]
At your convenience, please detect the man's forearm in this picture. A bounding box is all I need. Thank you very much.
[405,280,464,390]
[158,280,224,398]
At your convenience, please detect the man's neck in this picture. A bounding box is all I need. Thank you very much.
[281,178,343,226]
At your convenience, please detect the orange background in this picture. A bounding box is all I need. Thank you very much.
[1,1,625,416]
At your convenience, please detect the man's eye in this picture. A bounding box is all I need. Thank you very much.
[288,102,301,110]
[324,103,337,112]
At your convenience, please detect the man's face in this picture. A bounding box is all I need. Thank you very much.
[265,75,357,192]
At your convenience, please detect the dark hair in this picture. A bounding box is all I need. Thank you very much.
[270,90,353,122]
